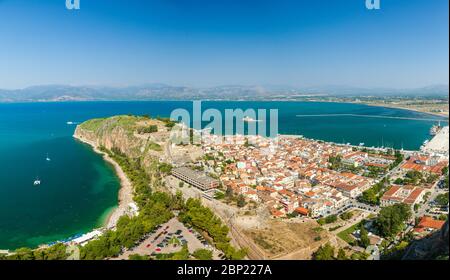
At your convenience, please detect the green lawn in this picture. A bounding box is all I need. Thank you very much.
[337,223,360,244]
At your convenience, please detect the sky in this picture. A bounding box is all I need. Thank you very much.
[0,0,448,89]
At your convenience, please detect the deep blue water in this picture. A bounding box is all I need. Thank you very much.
[0,101,447,249]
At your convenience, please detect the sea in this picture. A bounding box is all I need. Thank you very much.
[0,101,447,249]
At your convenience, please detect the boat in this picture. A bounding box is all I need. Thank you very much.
[33,178,41,186]
[242,116,260,122]
[429,124,441,136]
[46,153,51,161]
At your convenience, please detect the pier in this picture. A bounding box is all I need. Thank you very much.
[422,126,449,156]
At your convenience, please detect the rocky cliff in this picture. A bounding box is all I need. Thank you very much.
[402,220,449,260]
[74,115,202,172]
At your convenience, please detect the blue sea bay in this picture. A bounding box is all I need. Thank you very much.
[0,101,447,249]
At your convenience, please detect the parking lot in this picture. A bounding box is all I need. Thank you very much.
[116,217,224,260]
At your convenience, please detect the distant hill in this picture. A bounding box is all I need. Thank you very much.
[0,84,448,102]
[298,84,450,97]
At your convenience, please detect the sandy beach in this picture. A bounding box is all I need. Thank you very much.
[73,134,134,229]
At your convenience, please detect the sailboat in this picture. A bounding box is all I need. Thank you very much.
[46,153,51,162]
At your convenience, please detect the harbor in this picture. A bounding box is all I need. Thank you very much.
[422,125,450,156]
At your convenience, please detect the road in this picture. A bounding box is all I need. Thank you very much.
[415,175,448,218]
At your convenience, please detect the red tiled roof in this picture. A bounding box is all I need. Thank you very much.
[295,207,309,215]
[271,208,284,217]
[383,186,400,197]
[417,216,445,230]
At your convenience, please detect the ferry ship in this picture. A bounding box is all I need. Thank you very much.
[429,123,442,136]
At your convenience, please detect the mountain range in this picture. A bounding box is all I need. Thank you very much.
[0,84,448,102]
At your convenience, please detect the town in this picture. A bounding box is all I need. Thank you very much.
[168,126,449,260]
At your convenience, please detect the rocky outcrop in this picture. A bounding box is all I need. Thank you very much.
[74,115,203,173]
[74,116,168,172]
[402,220,449,260]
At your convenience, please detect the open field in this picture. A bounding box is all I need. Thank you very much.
[242,219,338,259]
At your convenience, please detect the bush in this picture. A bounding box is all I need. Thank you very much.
[312,243,335,260]
[192,249,213,260]
[340,211,353,221]
[318,215,338,225]
[137,125,158,134]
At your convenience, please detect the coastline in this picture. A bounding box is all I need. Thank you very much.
[356,102,449,119]
[73,134,134,229]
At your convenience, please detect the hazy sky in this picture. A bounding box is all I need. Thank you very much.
[0,0,448,89]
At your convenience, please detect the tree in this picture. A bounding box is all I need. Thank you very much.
[389,151,404,169]
[179,181,184,188]
[359,180,387,205]
[179,198,247,260]
[318,214,338,225]
[171,190,185,210]
[158,163,173,174]
[426,174,439,184]
[359,226,370,248]
[225,186,234,199]
[34,243,68,260]
[437,214,448,221]
[336,248,348,260]
[312,243,335,260]
[404,170,423,185]
[192,249,213,260]
[434,192,449,207]
[375,203,412,238]
[394,178,404,185]
[237,194,246,208]
[129,254,150,260]
[170,244,190,260]
[214,191,225,200]
[340,211,353,221]
[328,155,342,170]
[350,252,369,260]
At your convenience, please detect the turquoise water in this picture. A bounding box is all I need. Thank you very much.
[0,101,447,249]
